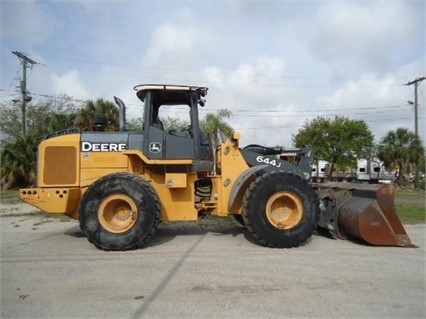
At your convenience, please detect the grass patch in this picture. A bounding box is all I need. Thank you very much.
[395,189,425,224]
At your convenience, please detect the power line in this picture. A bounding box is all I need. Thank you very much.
[228,105,411,113]
[231,109,412,117]
[0,88,414,114]
[23,54,416,88]
[31,54,419,82]
[235,117,413,130]
[42,65,409,88]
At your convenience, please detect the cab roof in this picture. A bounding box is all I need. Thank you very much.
[134,84,208,104]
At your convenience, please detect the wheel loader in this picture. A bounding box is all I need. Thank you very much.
[19,84,416,250]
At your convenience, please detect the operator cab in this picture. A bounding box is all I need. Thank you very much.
[135,84,213,171]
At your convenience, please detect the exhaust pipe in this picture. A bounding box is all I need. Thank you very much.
[114,96,126,131]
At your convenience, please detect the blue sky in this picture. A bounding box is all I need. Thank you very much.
[1,0,424,147]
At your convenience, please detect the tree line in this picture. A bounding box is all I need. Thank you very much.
[295,116,425,185]
[0,96,424,190]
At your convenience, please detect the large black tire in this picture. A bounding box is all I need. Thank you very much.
[242,171,319,248]
[79,173,161,251]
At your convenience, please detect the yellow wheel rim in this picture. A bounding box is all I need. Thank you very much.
[98,195,138,233]
[266,192,304,229]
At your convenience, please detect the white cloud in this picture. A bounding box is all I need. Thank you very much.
[228,58,286,87]
[143,23,202,67]
[200,58,303,147]
[50,70,90,99]
[203,57,288,102]
[203,67,226,87]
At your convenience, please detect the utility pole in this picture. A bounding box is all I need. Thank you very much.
[405,76,425,189]
[12,51,38,135]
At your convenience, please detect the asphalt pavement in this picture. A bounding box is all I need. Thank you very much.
[1,205,425,319]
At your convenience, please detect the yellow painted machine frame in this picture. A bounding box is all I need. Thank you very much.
[20,132,252,222]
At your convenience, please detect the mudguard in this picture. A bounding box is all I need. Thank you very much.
[241,149,309,179]
[227,157,309,213]
[228,165,269,212]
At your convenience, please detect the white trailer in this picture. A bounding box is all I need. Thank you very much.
[356,158,393,183]
[311,160,329,183]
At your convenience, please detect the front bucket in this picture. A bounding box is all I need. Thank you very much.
[315,182,417,248]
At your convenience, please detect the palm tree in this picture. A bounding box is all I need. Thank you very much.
[200,109,234,149]
[1,134,38,189]
[29,110,75,139]
[74,99,119,131]
[200,109,234,174]
[377,128,424,182]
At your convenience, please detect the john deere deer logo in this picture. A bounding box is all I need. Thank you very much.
[149,142,161,153]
